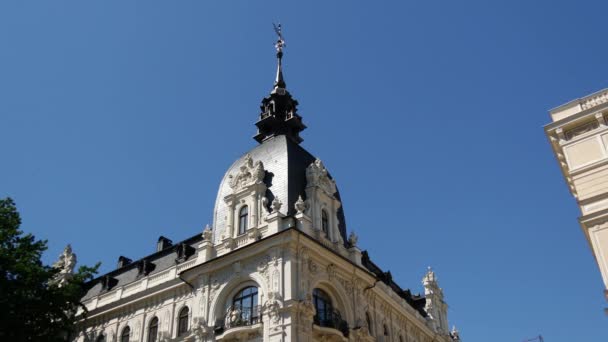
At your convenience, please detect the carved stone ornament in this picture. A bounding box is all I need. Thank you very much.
[271,197,282,213]
[305,159,337,195]
[228,154,265,190]
[348,231,358,247]
[202,224,213,241]
[422,266,438,287]
[191,317,212,341]
[450,325,461,341]
[294,195,307,214]
[264,299,282,324]
[51,244,77,287]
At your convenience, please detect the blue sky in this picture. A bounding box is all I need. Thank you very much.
[1,1,607,341]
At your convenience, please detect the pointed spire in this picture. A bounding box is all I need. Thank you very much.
[274,52,286,89]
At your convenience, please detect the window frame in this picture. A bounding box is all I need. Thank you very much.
[313,288,334,323]
[238,205,249,235]
[232,286,259,324]
[321,209,329,235]
[147,317,158,342]
[177,306,189,337]
[120,326,130,342]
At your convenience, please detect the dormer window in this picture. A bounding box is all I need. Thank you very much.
[238,206,249,235]
[321,209,329,235]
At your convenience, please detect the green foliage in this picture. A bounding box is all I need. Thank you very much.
[0,198,99,341]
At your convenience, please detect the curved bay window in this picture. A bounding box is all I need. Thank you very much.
[120,327,130,342]
[147,317,158,342]
[228,286,259,328]
[238,206,249,235]
[321,210,329,235]
[313,288,348,336]
[177,306,189,337]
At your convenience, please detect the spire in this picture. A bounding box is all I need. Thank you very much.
[274,24,286,89]
[254,24,307,144]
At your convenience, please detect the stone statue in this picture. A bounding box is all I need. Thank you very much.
[51,244,77,287]
[348,231,358,247]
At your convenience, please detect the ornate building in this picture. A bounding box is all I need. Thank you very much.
[545,88,608,312]
[69,31,462,342]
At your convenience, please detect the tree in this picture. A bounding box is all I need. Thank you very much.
[0,198,99,341]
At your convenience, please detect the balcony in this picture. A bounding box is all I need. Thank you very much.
[214,305,262,340]
[313,310,349,338]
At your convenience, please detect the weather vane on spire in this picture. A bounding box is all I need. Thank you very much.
[273,23,286,55]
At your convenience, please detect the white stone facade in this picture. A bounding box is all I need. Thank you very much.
[545,88,608,310]
[74,154,459,342]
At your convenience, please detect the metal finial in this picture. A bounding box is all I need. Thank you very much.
[273,23,286,55]
[272,23,286,89]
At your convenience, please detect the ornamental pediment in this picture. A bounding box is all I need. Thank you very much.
[228,154,265,191]
[306,159,337,195]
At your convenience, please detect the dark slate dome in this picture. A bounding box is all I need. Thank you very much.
[212,135,348,245]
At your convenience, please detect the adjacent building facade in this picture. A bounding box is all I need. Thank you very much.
[69,36,462,342]
[545,88,608,311]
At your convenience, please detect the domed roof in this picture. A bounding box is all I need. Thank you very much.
[212,135,347,245]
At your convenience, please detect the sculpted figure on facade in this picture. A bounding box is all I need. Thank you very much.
[306,159,337,195]
[348,231,358,247]
[228,154,265,191]
[51,244,77,287]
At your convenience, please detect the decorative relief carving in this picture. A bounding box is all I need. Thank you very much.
[564,120,599,140]
[306,159,337,195]
[228,154,265,191]
[327,263,336,281]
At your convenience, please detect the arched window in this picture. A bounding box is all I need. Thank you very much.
[120,326,130,342]
[231,286,259,326]
[321,210,329,235]
[147,317,158,342]
[96,334,105,342]
[238,206,249,235]
[384,324,390,336]
[313,288,334,324]
[177,306,189,337]
[366,312,374,336]
[399,335,404,342]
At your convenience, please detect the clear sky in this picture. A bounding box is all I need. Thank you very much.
[1,1,607,341]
